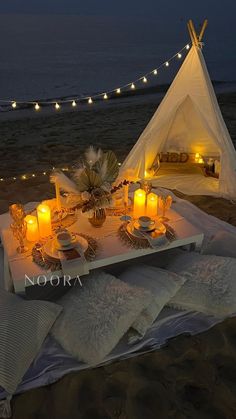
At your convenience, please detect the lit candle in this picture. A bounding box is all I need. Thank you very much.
[123,184,129,207]
[25,215,39,242]
[133,188,146,218]
[37,204,52,238]
[198,157,204,164]
[146,193,158,217]
[55,180,61,211]
[195,152,200,162]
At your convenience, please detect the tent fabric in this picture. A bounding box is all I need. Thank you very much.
[119,45,236,198]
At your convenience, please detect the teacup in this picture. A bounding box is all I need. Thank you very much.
[138,216,155,228]
[57,230,73,247]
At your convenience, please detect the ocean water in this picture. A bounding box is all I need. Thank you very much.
[0,14,236,102]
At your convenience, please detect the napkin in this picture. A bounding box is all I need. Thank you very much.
[136,229,168,249]
[59,247,89,278]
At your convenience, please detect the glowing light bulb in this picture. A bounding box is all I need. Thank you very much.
[103,93,108,100]
[131,83,135,89]
[88,97,93,104]
[153,69,158,75]
[12,101,17,109]
[186,44,190,50]
[55,102,60,110]
[34,102,40,111]
[43,172,47,175]
[32,174,36,177]
[72,100,77,107]
[116,88,121,94]
[22,175,27,180]
[0,178,4,182]
[165,61,169,67]
[178,53,182,58]
[143,77,147,83]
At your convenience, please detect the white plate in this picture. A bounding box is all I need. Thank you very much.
[127,222,166,240]
[133,220,166,234]
[43,235,88,259]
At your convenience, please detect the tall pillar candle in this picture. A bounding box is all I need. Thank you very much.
[133,188,146,218]
[146,192,158,217]
[25,215,39,242]
[55,180,62,211]
[37,204,52,238]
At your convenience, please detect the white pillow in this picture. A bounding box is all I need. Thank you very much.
[166,252,236,316]
[0,289,62,396]
[51,271,151,365]
[202,230,236,258]
[119,264,186,339]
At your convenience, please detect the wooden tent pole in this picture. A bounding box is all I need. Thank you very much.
[198,19,208,42]
[187,21,195,46]
[189,20,199,46]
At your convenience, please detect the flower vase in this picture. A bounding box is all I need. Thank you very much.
[88,208,106,228]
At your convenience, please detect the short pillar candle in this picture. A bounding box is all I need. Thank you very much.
[37,204,52,238]
[25,215,39,242]
[146,192,158,217]
[133,188,146,218]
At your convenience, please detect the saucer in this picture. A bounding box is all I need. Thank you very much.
[43,235,88,259]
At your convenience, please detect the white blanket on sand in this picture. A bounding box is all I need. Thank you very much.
[0,192,235,399]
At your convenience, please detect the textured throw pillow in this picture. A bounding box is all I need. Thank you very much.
[119,264,186,340]
[51,271,151,365]
[0,289,62,395]
[166,252,236,316]
[202,230,236,258]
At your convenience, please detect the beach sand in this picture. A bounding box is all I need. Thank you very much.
[1,91,236,418]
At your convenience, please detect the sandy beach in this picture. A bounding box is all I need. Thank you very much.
[1,90,236,418]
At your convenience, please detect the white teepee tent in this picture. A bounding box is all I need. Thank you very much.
[119,20,236,198]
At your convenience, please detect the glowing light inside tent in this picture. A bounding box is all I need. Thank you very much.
[133,189,146,217]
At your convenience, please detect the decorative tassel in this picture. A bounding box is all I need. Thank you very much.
[0,395,12,418]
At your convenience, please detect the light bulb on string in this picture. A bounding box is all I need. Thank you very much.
[34,102,40,111]
[72,100,77,107]
[186,44,190,50]
[165,61,169,67]
[116,88,121,94]
[131,83,135,90]
[153,69,158,75]
[103,93,108,100]
[11,101,17,109]
[55,102,60,110]
[88,97,93,104]
[178,53,182,59]
[143,77,147,83]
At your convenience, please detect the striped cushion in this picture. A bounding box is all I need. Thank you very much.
[0,289,62,395]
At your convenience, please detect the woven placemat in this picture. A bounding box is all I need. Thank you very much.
[118,222,176,250]
[32,233,98,271]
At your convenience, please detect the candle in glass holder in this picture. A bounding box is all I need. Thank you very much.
[25,215,39,242]
[146,192,158,217]
[37,204,52,238]
[133,188,146,217]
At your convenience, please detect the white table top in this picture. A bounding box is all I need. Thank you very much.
[0,205,204,293]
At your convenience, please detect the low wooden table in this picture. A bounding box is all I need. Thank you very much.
[0,206,204,294]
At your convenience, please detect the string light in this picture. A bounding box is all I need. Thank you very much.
[1,43,190,112]
[0,178,4,182]
[22,175,27,180]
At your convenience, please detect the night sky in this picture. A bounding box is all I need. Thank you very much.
[0,0,235,21]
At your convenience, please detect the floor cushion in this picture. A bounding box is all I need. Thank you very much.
[51,270,151,365]
[202,230,236,258]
